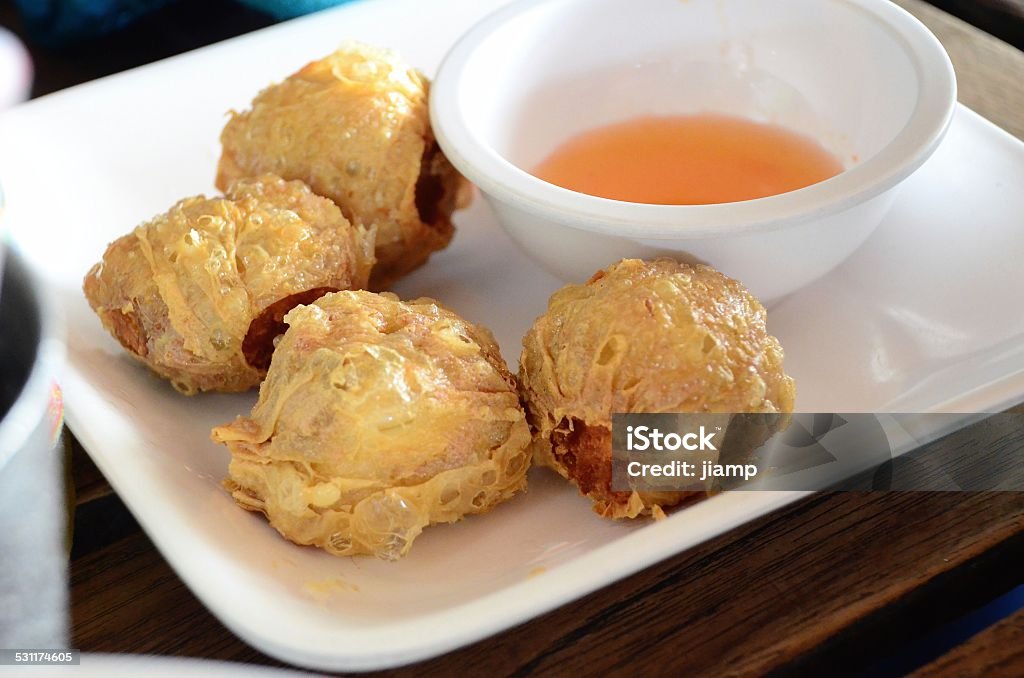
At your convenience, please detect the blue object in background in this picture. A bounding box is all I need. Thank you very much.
[863,584,1024,676]
[237,0,359,20]
[13,0,357,48]
[14,0,173,47]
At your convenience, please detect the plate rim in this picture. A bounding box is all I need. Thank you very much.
[57,105,1024,672]
[6,0,1022,666]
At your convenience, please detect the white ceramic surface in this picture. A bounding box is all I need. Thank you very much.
[0,654,307,677]
[0,248,67,649]
[0,0,1020,671]
[0,27,31,111]
[431,0,957,302]
[0,184,5,316]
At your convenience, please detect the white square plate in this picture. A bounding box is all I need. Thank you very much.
[1,0,1022,670]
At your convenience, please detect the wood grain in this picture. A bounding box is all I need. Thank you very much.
[69,438,112,507]
[386,494,1023,678]
[896,0,1024,139]
[71,532,282,667]
[923,0,1024,51]
[70,491,1024,675]
[911,607,1024,677]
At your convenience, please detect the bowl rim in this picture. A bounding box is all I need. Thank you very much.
[430,0,957,239]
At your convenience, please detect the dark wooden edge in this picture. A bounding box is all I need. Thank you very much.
[911,606,1024,677]
[778,528,1024,676]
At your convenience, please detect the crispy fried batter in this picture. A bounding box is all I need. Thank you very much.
[83,175,375,394]
[217,41,468,290]
[519,259,796,518]
[211,291,532,560]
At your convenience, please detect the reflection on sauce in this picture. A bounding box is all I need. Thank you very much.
[533,114,844,205]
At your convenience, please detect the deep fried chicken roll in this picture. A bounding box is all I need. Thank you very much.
[217,42,469,289]
[212,291,531,560]
[519,259,795,518]
[83,175,374,394]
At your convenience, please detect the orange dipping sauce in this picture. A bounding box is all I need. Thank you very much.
[533,114,844,205]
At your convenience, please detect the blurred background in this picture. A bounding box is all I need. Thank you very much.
[0,0,353,102]
[0,0,1022,105]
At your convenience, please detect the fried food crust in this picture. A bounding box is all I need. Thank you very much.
[211,291,532,560]
[519,259,796,518]
[217,41,468,290]
[83,175,375,394]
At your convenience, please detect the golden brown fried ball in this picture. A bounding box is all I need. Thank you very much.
[217,41,469,290]
[83,175,375,395]
[211,291,531,560]
[519,259,796,519]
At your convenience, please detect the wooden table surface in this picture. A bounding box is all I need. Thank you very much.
[55,0,1024,675]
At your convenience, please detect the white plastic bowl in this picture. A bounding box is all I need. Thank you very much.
[431,0,956,302]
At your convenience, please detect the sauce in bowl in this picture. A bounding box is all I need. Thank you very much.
[534,114,843,205]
